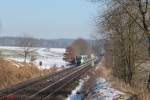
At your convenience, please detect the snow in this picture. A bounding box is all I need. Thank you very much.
[66,76,90,100]
[8,58,30,62]
[66,80,84,100]
[12,63,20,68]
[0,46,67,69]
[92,78,124,100]
[33,57,67,69]
[50,48,66,53]
[33,48,67,69]
[66,76,124,100]
[0,46,23,50]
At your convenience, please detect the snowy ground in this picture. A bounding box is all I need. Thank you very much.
[66,77,127,100]
[66,79,84,100]
[0,46,67,69]
[92,78,126,100]
[66,76,90,100]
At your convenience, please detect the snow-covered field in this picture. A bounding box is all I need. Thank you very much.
[0,46,67,69]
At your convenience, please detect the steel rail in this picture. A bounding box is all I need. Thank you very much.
[0,66,75,96]
[27,61,93,100]
[4,66,79,99]
[43,63,90,100]
[0,58,98,100]
[0,66,79,100]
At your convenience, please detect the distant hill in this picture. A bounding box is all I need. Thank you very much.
[0,37,74,48]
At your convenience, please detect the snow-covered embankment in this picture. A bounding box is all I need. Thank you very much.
[66,58,128,100]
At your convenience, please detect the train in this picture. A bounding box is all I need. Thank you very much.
[74,55,88,66]
[64,52,95,66]
[74,54,96,66]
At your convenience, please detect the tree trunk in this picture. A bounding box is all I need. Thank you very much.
[24,51,27,63]
[148,37,150,57]
[147,72,150,89]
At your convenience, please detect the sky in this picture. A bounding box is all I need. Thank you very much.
[0,0,101,39]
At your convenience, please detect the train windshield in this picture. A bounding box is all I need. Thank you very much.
[76,56,82,60]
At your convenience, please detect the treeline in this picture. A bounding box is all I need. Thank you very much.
[0,37,74,48]
[0,36,106,49]
[95,0,150,92]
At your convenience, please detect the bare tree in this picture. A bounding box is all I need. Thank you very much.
[63,46,76,64]
[70,38,89,55]
[91,34,105,56]
[92,0,150,87]
[19,34,36,63]
[63,38,89,64]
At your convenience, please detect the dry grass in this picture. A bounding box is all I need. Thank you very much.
[96,57,150,100]
[82,68,97,100]
[95,57,112,79]
[0,59,61,89]
[110,79,150,100]
[0,59,39,88]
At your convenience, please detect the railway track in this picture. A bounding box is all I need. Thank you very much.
[0,59,98,100]
[0,65,75,95]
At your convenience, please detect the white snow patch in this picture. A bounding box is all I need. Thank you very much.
[66,80,84,100]
[17,63,24,67]
[33,57,67,69]
[0,46,23,50]
[50,48,66,53]
[66,76,90,100]
[12,63,20,68]
[33,48,67,69]
[92,77,124,100]
[8,58,30,62]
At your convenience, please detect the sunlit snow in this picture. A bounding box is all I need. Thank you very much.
[0,46,67,69]
[92,78,124,100]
